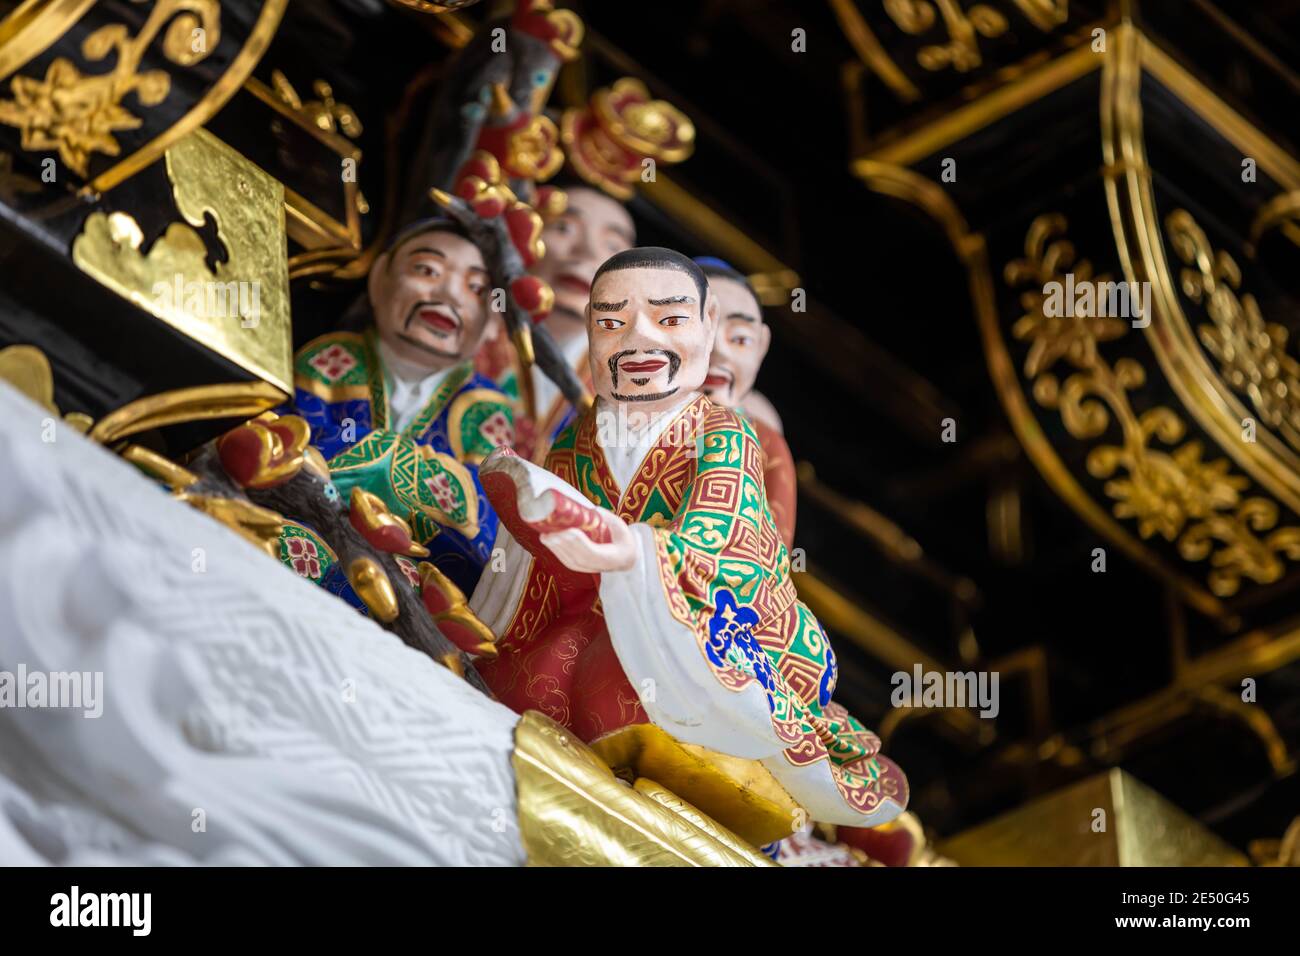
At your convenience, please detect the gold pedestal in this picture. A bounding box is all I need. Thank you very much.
[939,768,1248,866]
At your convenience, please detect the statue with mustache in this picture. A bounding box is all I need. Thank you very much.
[285,219,516,599]
[468,247,908,846]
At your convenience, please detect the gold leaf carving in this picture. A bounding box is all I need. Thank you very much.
[1005,213,1300,596]
[511,710,774,866]
[881,0,1069,73]
[1166,208,1300,455]
[884,0,1008,73]
[72,128,291,394]
[269,69,363,139]
[1011,0,1068,32]
[0,0,221,176]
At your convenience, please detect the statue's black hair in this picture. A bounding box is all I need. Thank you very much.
[386,217,470,255]
[593,246,708,308]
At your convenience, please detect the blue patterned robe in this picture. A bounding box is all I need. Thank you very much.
[281,327,514,604]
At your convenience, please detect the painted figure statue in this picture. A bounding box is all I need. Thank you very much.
[470,247,907,834]
[286,219,515,598]
[696,257,797,548]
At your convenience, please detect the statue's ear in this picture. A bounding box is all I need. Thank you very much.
[757,321,772,361]
[368,251,390,310]
[703,291,720,342]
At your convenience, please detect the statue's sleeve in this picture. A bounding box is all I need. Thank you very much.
[596,422,790,759]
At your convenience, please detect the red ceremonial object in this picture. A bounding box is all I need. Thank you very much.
[478,449,608,593]
[503,203,544,267]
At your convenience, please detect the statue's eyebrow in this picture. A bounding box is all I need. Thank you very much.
[649,295,695,305]
[592,299,628,311]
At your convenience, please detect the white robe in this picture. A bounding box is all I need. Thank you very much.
[375,339,459,434]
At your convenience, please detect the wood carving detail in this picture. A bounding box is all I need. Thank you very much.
[0,0,221,176]
[1005,213,1300,597]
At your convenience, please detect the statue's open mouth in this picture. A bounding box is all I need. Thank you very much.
[418,308,460,333]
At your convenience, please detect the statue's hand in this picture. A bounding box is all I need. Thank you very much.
[539,508,636,574]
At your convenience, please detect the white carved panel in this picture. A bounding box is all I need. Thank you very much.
[0,382,525,865]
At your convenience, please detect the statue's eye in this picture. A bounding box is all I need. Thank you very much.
[596,318,623,330]
[659,315,687,327]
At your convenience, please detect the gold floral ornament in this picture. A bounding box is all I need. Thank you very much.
[474,83,563,182]
[0,0,221,178]
[513,0,584,63]
[1089,435,1244,543]
[1005,215,1128,383]
[1005,213,1300,597]
[560,78,694,200]
[1166,209,1300,455]
[269,69,362,139]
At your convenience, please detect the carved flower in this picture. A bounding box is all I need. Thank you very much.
[285,536,322,579]
[1103,441,1247,541]
[505,114,563,180]
[1012,284,1129,379]
[394,556,421,588]
[424,471,459,512]
[0,55,169,177]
